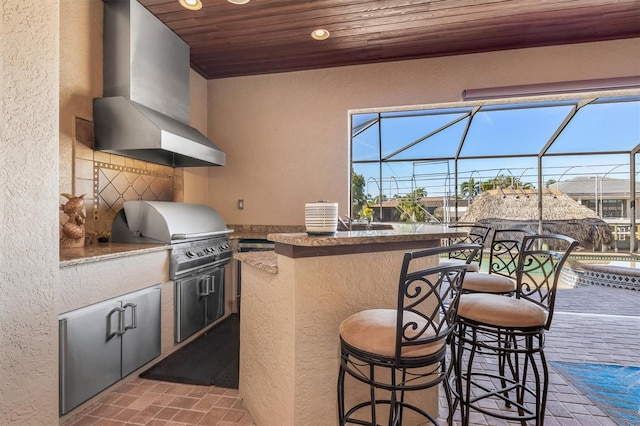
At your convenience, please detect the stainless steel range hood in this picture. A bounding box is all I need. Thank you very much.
[94,0,225,167]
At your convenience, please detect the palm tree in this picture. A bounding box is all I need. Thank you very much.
[460,177,481,200]
[481,174,532,191]
[396,199,426,222]
[396,188,427,222]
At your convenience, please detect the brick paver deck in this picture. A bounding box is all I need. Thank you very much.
[442,285,640,425]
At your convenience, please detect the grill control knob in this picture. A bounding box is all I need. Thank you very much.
[186,251,196,258]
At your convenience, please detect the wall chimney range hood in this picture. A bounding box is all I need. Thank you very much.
[94,0,225,167]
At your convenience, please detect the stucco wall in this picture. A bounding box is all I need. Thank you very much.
[58,251,170,314]
[183,69,210,204]
[240,249,438,425]
[207,38,640,226]
[59,0,103,197]
[0,1,60,424]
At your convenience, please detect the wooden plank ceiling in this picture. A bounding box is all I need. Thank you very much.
[139,0,640,80]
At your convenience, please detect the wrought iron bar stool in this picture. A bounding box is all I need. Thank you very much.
[337,243,481,426]
[460,228,537,294]
[440,223,491,273]
[451,234,579,425]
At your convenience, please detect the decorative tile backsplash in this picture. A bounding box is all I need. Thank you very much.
[93,162,174,230]
[71,117,181,237]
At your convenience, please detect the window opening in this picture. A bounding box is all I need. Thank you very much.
[350,93,640,252]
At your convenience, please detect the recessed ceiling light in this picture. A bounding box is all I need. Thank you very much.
[311,29,330,41]
[228,0,251,4]
[179,0,202,10]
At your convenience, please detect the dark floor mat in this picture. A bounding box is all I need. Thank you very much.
[140,314,239,389]
[551,361,640,426]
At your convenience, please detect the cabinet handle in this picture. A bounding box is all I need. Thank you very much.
[208,274,215,294]
[123,303,137,331]
[199,277,209,296]
[108,307,125,337]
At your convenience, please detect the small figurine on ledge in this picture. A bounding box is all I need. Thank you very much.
[60,193,86,248]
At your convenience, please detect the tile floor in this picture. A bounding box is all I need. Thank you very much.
[60,381,254,426]
[61,285,640,425]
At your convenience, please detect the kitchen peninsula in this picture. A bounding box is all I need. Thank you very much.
[235,225,464,426]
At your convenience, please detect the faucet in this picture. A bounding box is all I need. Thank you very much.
[338,215,353,231]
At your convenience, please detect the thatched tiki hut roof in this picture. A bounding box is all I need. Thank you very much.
[459,188,613,250]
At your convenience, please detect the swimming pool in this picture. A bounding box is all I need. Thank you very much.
[562,253,640,291]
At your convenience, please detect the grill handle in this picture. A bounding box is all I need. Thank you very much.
[171,230,234,240]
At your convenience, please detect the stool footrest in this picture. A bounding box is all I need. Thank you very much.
[452,371,539,422]
[341,399,438,426]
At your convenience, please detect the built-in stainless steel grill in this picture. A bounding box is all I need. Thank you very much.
[111,200,234,279]
[111,201,234,342]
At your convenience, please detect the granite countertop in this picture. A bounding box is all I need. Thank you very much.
[235,224,465,268]
[228,224,305,241]
[234,251,278,274]
[60,224,456,268]
[267,224,464,247]
[229,233,271,241]
[60,242,169,267]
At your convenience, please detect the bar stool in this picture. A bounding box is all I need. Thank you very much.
[337,243,481,426]
[451,234,579,425]
[440,223,491,273]
[461,228,537,294]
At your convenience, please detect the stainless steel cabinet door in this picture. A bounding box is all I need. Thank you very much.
[205,267,225,325]
[121,285,161,377]
[59,299,123,415]
[175,274,207,342]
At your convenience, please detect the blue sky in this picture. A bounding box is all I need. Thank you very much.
[352,96,640,199]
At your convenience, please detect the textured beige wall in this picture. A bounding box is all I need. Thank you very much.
[207,38,640,226]
[183,70,211,205]
[59,0,103,196]
[0,1,60,424]
[58,251,170,314]
[239,257,296,425]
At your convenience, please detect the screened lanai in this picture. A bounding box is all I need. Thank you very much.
[350,89,640,251]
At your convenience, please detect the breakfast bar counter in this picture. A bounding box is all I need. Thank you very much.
[236,224,463,426]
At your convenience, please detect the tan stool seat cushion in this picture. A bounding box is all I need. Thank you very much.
[458,293,548,328]
[462,273,515,293]
[339,309,443,358]
[440,258,479,273]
